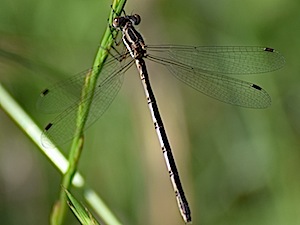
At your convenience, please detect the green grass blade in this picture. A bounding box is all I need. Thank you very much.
[65,188,100,225]
[52,1,127,224]
[0,82,123,225]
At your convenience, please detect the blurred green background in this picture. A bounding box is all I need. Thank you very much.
[0,0,299,225]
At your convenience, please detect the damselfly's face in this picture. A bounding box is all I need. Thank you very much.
[112,14,141,29]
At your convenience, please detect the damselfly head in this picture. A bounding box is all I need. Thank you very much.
[112,17,124,29]
[113,14,141,29]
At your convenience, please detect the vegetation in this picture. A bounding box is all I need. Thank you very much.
[0,0,299,225]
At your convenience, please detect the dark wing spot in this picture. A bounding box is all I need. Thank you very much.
[41,89,49,97]
[264,47,275,52]
[251,84,262,90]
[44,123,53,131]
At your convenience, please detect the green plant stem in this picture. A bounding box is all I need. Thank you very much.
[51,0,127,224]
[0,83,122,225]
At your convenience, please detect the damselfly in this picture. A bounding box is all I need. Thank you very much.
[38,13,285,223]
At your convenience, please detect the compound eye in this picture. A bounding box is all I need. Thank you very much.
[132,14,141,25]
[112,17,120,28]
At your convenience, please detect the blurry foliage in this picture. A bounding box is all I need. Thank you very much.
[1,0,300,225]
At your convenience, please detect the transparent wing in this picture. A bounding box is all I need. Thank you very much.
[166,63,271,108]
[40,57,134,147]
[146,45,284,108]
[37,57,120,114]
[147,45,285,74]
